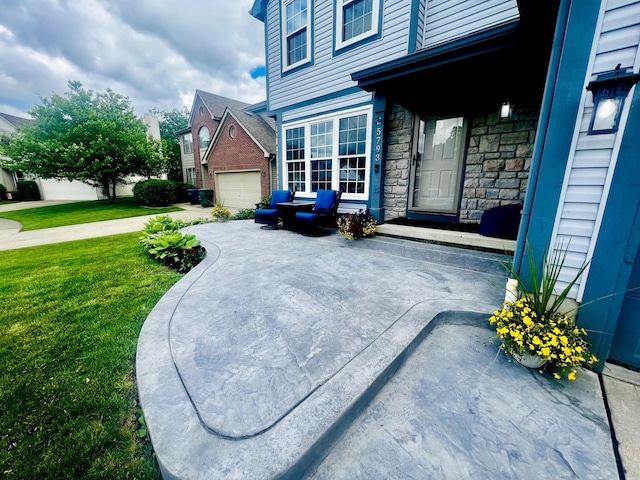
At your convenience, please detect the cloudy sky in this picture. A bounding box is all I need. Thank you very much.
[0,0,266,119]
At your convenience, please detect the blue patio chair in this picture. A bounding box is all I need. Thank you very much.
[254,190,295,227]
[294,189,342,233]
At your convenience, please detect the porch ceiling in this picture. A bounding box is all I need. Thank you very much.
[352,1,560,116]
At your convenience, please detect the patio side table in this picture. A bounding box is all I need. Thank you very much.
[276,202,315,230]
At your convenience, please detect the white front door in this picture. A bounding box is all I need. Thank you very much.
[409,116,467,214]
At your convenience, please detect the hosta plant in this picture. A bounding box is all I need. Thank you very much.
[139,216,208,273]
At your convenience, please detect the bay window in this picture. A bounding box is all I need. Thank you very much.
[283,108,371,198]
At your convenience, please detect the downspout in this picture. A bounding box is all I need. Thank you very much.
[512,0,572,273]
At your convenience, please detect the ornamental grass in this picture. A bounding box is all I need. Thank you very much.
[492,241,597,380]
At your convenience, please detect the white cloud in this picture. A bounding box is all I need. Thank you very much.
[0,0,266,117]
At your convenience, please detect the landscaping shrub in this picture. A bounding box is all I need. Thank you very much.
[133,179,176,206]
[16,180,41,201]
[0,183,6,199]
[232,208,256,220]
[172,182,195,203]
[139,216,210,273]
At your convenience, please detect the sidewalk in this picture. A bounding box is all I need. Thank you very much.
[0,202,213,251]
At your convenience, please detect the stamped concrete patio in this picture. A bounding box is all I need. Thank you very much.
[136,221,619,479]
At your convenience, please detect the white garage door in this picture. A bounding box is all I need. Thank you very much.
[216,171,261,211]
[38,178,103,201]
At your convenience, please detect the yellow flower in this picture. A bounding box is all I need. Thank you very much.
[497,327,509,335]
[568,371,577,381]
[540,347,551,357]
[553,327,561,335]
[532,336,542,345]
[523,316,534,328]
[560,336,569,346]
[553,373,561,379]
[562,347,572,356]
[575,346,583,353]
[489,315,497,324]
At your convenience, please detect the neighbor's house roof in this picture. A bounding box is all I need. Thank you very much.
[188,90,251,126]
[0,112,33,131]
[202,102,276,162]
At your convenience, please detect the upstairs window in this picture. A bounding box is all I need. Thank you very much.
[183,134,193,154]
[282,0,310,71]
[335,0,380,50]
[198,126,210,149]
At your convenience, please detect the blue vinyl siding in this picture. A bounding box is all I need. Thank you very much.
[266,0,410,112]
[421,0,519,49]
[548,0,640,299]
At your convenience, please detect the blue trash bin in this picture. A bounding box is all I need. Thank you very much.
[187,188,199,205]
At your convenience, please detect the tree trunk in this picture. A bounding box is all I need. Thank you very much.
[102,180,112,204]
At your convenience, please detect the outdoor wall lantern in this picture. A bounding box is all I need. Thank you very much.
[586,64,640,135]
[499,102,512,119]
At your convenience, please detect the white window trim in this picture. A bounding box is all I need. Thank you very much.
[335,0,380,51]
[281,106,372,200]
[183,134,193,154]
[281,0,311,72]
[198,126,210,151]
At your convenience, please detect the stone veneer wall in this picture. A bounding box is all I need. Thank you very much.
[383,103,537,223]
[462,107,537,222]
[384,103,414,221]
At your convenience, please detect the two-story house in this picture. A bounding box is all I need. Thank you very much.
[251,0,640,371]
[179,91,277,210]
[250,0,553,226]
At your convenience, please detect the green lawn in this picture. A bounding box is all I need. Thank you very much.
[0,233,182,479]
[0,198,182,231]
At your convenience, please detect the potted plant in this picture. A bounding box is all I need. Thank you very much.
[489,242,598,380]
[337,209,377,240]
[211,202,231,222]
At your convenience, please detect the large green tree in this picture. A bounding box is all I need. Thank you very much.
[0,81,162,200]
[150,107,190,182]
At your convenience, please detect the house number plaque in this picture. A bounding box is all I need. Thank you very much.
[374,114,383,163]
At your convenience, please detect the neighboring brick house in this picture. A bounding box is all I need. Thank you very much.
[202,102,277,210]
[180,91,276,210]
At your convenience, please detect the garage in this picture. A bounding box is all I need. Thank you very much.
[215,170,262,211]
[38,178,103,201]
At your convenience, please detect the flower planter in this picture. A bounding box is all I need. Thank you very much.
[513,352,547,369]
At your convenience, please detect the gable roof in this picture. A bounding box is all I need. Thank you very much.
[202,103,276,162]
[0,112,33,130]
[188,89,251,126]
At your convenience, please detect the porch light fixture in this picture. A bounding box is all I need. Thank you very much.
[499,102,512,119]
[586,64,640,135]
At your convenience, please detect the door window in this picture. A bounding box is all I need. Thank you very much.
[409,116,467,214]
